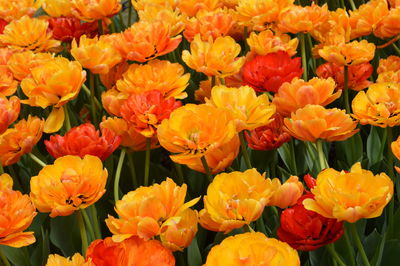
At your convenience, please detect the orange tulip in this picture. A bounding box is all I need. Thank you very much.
[71,35,122,75]
[86,236,175,266]
[45,254,88,266]
[71,0,121,22]
[269,176,304,209]
[0,66,17,96]
[0,16,60,52]
[115,59,189,99]
[235,0,294,31]
[0,173,36,248]
[247,29,299,57]
[208,85,276,131]
[0,116,44,166]
[0,95,20,134]
[184,8,235,42]
[100,117,159,151]
[272,77,341,117]
[30,155,108,217]
[178,0,221,17]
[42,0,73,17]
[352,83,400,127]
[303,162,393,223]
[132,0,178,11]
[199,169,280,233]
[182,35,245,77]
[245,113,291,150]
[278,4,329,34]
[374,7,400,39]
[391,136,400,174]
[109,21,181,62]
[319,40,375,66]
[157,104,236,161]
[204,232,300,266]
[48,17,99,43]
[0,0,37,22]
[377,57,400,83]
[7,50,54,81]
[284,105,359,142]
[171,134,240,174]
[349,0,389,39]
[105,178,199,251]
[99,61,130,90]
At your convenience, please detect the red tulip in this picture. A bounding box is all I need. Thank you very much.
[242,51,303,93]
[45,123,121,161]
[48,17,98,43]
[277,193,344,251]
[0,19,8,34]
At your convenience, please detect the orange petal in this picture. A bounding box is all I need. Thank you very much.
[44,107,65,133]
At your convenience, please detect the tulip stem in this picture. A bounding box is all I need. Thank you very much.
[114,148,126,203]
[89,205,102,239]
[327,244,346,266]
[244,224,255,233]
[387,127,394,179]
[0,248,10,266]
[64,105,71,131]
[98,20,103,35]
[200,156,213,183]
[89,73,98,126]
[82,84,102,109]
[211,76,216,88]
[300,33,308,81]
[128,0,133,25]
[0,164,3,175]
[316,140,329,171]
[348,0,357,10]
[349,223,371,266]
[28,153,46,167]
[343,229,356,266]
[81,208,96,242]
[392,43,400,57]
[174,163,184,185]
[144,138,151,186]
[344,66,351,114]
[127,152,138,188]
[118,12,125,29]
[219,77,225,85]
[77,210,89,255]
[239,131,252,169]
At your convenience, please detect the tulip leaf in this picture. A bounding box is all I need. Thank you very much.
[49,213,81,257]
[187,237,202,266]
[30,227,50,266]
[0,246,31,266]
[367,126,385,167]
[380,239,400,266]
[335,132,363,169]
[309,246,332,266]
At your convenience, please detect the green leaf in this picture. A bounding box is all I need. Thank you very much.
[380,240,400,266]
[49,213,81,257]
[335,132,363,168]
[367,126,384,167]
[187,237,202,266]
[0,246,31,266]
[30,227,50,266]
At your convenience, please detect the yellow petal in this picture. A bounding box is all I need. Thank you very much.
[44,107,65,133]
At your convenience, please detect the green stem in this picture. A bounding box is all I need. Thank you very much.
[110,18,117,33]
[211,76,216,88]
[98,20,103,35]
[243,26,249,53]
[0,164,3,174]
[201,156,213,183]
[77,211,88,255]
[387,127,394,178]
[127,151,138,188]
[118,12,125,29]
[327,244,346,266]
[128,1,133,25]
[28,153,46,167]
[144,138,151,186]
[349,223,371,266]
[306,34,316,74]
[316,139,329,171]
[89,73,98,125]
[114,148,126,203]
[344,66,351,114]
[244,223,255,233]
[289,140,298,175]
[64,104,71,131]
[343,229,356,266]
[348,0,357,10]
[89,205,102,239]
[174,163,184,185]
[0,248,10,266]
[220,77,225,85]
[81,208,95,241]
[82,84,102,110]
[239,131,252,169]
[393,43,400,57]
[300,33,308,81]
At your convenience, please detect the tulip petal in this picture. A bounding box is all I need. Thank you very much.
[44,107,65,134]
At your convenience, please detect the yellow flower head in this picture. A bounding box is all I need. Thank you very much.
[284,105,359,142]
[182,35,245,77]
[106,178,199,250]
[208,85,276,131]
[204,232,300,266]
[377,56,400,83]
[184,8,235,42]
[7,50,54,81]
[178,0,220,17]
[42,0,73,17]
[0,66,18,96]
[0,95,20,134]
[0,0,37,22]
[272,77,341,117]
[0,174,37,248]
[157,104,236,160]
[199,169,280,233]
[235,0,294,31]
[71,35,122,75]
[132,0,178,11]
[115,59,189,99]
[319,40,376,66]
[269,176,304,209]
[278,4,329,34]
[303,162,393,223]
[30,155,108,217]
[45,253,88,266]
[247,29,299,57]
[352,82,400,127]
[0,16,60,52]
[0,116,44,166]
[71,0,121,22]
[21,56,86,108]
